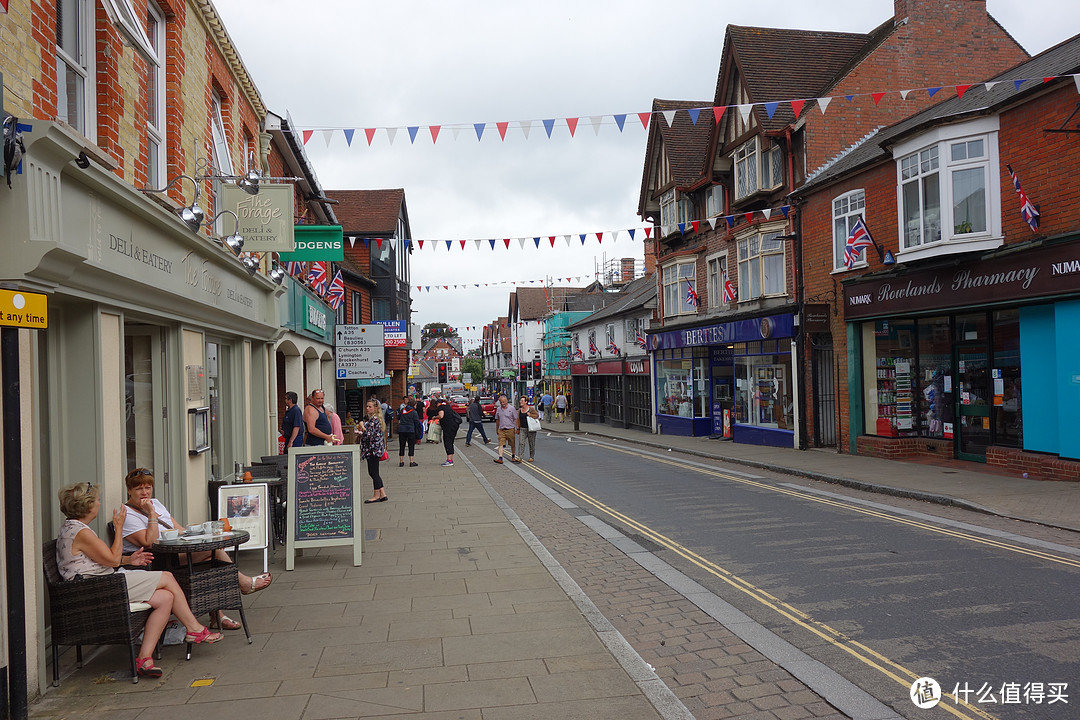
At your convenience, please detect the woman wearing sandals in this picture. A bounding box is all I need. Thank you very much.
[360,398,389,503]
[57,482,223,678]
[121,468,271,631]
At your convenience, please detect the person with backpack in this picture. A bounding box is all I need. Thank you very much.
[434,396,463,466]
[395,395,420,467]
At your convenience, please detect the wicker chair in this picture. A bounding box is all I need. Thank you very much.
[42,540,153,685]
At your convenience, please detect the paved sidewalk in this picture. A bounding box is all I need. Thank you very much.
[540,419,1080,533]
[32,453,675,720]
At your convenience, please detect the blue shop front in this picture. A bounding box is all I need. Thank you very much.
[650,313,797,447]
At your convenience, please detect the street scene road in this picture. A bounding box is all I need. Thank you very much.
[499,431,1080,720]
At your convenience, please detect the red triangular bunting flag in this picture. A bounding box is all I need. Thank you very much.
[596,232,603,242]
[644,226,652,238]
[566,117,578,136]
[459,240,466,249]
[871,92,886,105]
[376,238,383,249]
[691,221,699,233]
[789,100,805,118]
[955,84,971,98]
[744,212,754,223]
[713,106,726,123]
[429,126,441,143]
[417,240,424,249]
[638,112,651,129]
[302,130,314,145]
[497,121,509,140]
[549,236,556,247]
[503,238,511,249]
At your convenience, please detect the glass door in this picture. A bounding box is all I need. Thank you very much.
[955,342,991,461]
[125,325,168,476]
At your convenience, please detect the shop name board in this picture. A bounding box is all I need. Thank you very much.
[843,242,1079,320]
[279,225,345,261]
[222,184,295,252]
[308,304,326,331]
[650,313,795,351]
[374,319,406,347]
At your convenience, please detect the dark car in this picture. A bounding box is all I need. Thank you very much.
[478,396,496,421]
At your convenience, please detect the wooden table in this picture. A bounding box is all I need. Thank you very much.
[152,530,252,657]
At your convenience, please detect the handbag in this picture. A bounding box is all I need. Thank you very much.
[526,415,541,432]
[379,450,389,461]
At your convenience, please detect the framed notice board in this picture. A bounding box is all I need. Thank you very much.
[285,445,363,570]
[218,482,269,573]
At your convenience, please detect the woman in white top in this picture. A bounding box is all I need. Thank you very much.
[121,468,271,630]
[56,482,222,679]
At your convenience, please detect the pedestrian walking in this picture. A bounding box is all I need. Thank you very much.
[359,399,388,503]
[425,395,442,444]
[395,395,420,467]
[464,397,491,446]
[492,394,520,464]
[555,392,568,422]
[434,396,462,466]
[540,391,554,423]
[518,396,540,462]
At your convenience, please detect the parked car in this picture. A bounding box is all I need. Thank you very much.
[478,396,496,421]
[450,395,469,415]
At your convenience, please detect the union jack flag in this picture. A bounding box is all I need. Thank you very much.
[588,338,599,355]
[1007,164,1040,232]
[284,261,305,277]
[307,261,329,295]
[685,279,699,307]
[607,340,619,355]
[325,269,345,310]
[636,332,647,349]
[843,215,876,269]
[722,271,737,303]
[573,348,585,360]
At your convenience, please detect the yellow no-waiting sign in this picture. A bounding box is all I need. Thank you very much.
[0,289,47,329]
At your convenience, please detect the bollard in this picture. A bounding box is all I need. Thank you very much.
[573,407,579,431]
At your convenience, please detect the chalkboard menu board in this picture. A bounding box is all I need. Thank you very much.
[286,445,363,570]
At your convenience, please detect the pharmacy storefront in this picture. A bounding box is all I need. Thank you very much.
[843,237,1080,475]
[649,313,797,445]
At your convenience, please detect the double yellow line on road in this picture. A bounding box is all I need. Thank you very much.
[523,444,1065,720]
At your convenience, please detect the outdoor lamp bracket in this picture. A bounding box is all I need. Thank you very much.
[140,174,204,231]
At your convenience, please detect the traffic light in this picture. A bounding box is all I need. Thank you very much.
[438,362,447,384]
[519,362,529,379]
[532,358,542,378]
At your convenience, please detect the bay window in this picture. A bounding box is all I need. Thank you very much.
[737,230,785,300]
[734,138,759,199]
[662,262,697,317]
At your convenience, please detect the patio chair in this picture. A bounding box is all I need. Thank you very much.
[42,539,153,685]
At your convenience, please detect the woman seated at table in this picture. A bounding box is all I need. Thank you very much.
[120,468,271,631]
[57,482,222,679]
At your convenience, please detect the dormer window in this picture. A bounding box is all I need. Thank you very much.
[734,138,783,201]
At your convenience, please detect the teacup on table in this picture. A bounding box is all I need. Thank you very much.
[162,529,180,541]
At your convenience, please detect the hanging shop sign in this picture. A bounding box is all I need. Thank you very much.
[842,240,1080,320]
[279,225,345,261]
[222,184,295,252]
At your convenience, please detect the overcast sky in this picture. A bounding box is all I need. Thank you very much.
[212,0,1079,350]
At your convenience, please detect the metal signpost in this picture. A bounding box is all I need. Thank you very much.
[335,324,385,380]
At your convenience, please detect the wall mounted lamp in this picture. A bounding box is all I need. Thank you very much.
[209,209,245,254]
[268,262,286,285]
[140,174,204,231]
[236,168,261,195]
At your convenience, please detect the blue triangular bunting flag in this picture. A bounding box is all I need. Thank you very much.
[474,123,486,141]
[343,129,355,146]
[543,119,556,138]
[928,87,942,97]
[687,108,701,125]
[764,102,779,119]
[613,114,627,131]
[408,126,419,143]
[627,228,635,240]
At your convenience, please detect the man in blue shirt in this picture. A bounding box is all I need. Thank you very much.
[281,391,305,449]
[539,391,554,423]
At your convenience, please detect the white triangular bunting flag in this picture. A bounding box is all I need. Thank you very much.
[589,116,603,135]
[518,238,528,249]
[322,130,334,147]
[564,235,573,247]
[430,238,438,251]
[451,126,464,141]
[662,110,676,127]
[900,89,912,100]
[520,120,532,139]
[1073,74,1080,93]
[347,235,357,248]
[817,97,832,114]
[737,104,754,123]
[610,229,619,242]
[761,209,772,220]
[386,127,398,145]
[474,239,483,250]
[707,218,717,231]
[984,81,1000,92]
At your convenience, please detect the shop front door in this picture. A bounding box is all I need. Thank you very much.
[955,343,991,462]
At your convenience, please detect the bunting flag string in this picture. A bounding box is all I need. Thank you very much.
[413,274,598,292]
[296,74,1080,146]
[343,204,791,252]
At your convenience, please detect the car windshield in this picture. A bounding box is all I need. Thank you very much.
[479,397,494,404]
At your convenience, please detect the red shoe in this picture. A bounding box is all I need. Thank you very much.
[185,626,224,644]
[136,656,162,678]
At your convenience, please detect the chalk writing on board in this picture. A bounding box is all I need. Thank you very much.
[294,452,353,540]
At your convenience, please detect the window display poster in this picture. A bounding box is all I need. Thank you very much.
[218,482,269,551]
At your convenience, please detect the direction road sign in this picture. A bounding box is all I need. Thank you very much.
[335,324,385,379]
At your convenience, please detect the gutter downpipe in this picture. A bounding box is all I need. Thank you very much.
[786,127,808,451]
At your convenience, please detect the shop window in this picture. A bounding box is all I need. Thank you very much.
[662,261,697,316]
[863,319,918,437]
[832,190,866,271]
[655,351,709,418]
[737,230,785,300]
[916,317,952,439]
[895,118,1001,261]
[734,354,793,429]
[992,310,1022,448]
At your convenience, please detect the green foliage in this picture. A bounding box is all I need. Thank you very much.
[422,322,456,342]
[462,356,483,379]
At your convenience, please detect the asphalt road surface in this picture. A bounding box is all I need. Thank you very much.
[523,434,1080,720]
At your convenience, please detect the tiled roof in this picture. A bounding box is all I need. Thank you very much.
[324,189,405,235]
[512,286,593,321]
[638,99,714,214]
[799,35,1080,193]
[722,25,875,131]
[567,275,657,328]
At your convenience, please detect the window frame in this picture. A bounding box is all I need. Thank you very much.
[705,185,724,218]
[832,189,867,271]
[736,225,787,301]
[56,0,94,139]
[733,137,759,200]
[144,1,166,188]
[659,189,676,228]
[893,117,1003,262]
[661,261,698,317]
[705,251,733,310]
[210,91,233,231]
